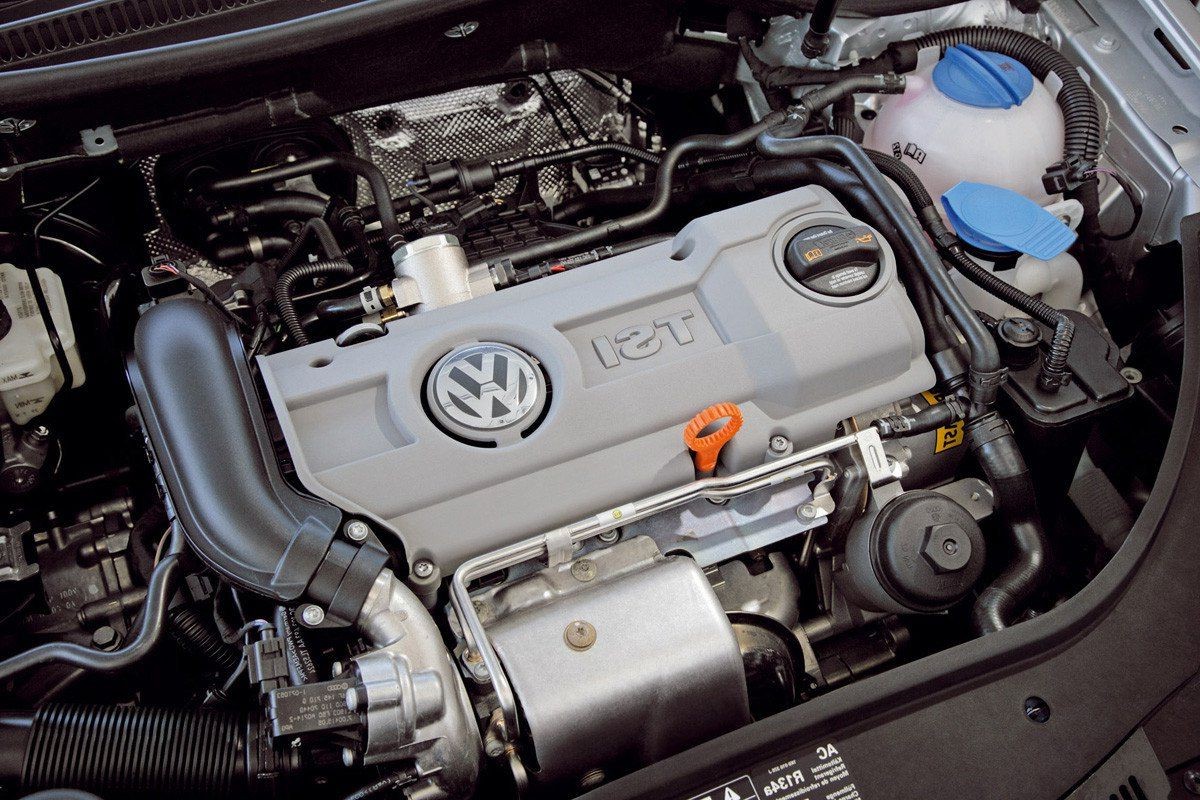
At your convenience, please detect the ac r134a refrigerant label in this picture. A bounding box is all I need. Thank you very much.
[684,742,861,800]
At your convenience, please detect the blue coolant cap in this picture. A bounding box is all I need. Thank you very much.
[941,182,1077,259]
[932,44,1034,109]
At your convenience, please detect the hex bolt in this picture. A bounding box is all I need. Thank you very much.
[597,530,620,545]
[571,559,597,582]
[300,605,326,627]
[1024,696,1051,724]
[344,520,370,542]
[412,559,435,579]
[342,747,357,768]
[91,625,119,650]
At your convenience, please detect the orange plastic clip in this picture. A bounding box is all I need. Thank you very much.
[683,402,744,475]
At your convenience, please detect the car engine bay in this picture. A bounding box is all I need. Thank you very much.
[0,0,1192,797]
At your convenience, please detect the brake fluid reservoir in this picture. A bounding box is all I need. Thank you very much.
[0,264,83,424]
[864,44,1065,204]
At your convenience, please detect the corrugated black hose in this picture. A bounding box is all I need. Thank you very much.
[274,259,354,347]
[2,704,253,798]
[169,604,242,673]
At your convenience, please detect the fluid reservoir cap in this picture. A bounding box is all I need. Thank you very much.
[870,490,986,612]
[784,224,881,297]
[932,44,1034,109]
[942,181,1078,259]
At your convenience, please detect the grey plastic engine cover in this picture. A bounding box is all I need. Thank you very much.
[258,187,935,571]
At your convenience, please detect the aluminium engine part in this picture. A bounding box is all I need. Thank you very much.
[621,466,834,567]
[478,536,751,788]
[257,186,935,575]
[350,569,482,797]
[390,234,496,313]
[709,552,805,630]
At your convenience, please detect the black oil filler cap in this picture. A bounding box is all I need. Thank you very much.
[785,224,882,297]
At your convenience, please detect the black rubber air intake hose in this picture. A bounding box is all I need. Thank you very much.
[0,704,263,798]
[128,300,388,620]
[755,132,1003,410]
[275,259,355,347]
[865,149,1077,391]
[967,414,1052,634]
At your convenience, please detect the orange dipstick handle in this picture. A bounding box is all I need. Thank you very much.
[683,402,744,475]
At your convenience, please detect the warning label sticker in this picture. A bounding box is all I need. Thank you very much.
[684,742,860,800]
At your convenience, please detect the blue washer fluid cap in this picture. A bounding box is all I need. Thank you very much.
[941,182,1077,260]
[932,44,1034,109]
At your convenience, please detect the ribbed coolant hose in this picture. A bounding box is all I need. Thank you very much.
[0,704,258,798]
[865,149,1076,391]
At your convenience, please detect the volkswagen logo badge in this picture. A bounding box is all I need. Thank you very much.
[426,342,548,445]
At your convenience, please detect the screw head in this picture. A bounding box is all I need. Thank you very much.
[1183,769,1200,795]
[564,620,597,651]
[412,559,435,579]
[798,504,817,520]
[300,605,326,627]
[597,530,620,544]
[344,520,370,542]
[1120,366,1143,385]
[342,747,356,768]
[1024,696,1051,724]
[1095,34,1119,52]
[570,559,597,582]
[444,20,479,38]
[769,435,791,455]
